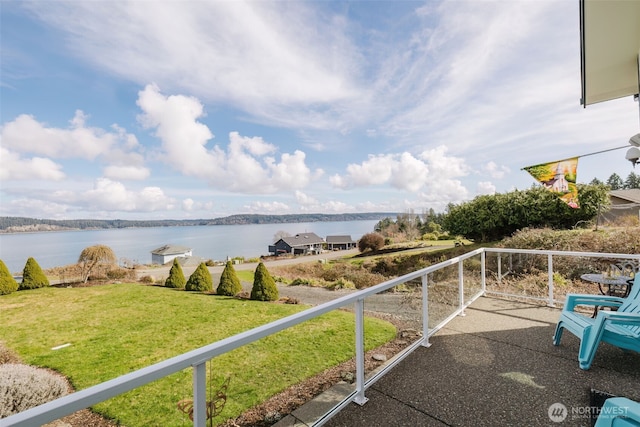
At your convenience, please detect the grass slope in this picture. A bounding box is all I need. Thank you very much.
[0,284,395,426]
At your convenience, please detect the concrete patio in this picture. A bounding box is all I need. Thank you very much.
[280,297,640,427]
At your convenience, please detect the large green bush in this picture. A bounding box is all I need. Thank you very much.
[216,261,242,296]
[19,257,49,290]
[0,260,18,295]
[185,263,212,292]
[164,258,186,289]
[250,262,278,301]
[443,184,610,242]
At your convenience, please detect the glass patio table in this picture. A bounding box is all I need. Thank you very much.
[580,273,634,298]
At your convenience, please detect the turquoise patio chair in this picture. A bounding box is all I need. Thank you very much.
[553,275,640,370]
[595,397,640,427]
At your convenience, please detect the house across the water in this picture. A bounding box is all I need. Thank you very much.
[150,244,193,265]
[268,233,325,256]
[325,235,356,250]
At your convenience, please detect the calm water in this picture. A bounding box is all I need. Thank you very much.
[0,220,379,274]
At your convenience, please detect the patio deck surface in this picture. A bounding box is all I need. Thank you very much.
[299,297,640,427]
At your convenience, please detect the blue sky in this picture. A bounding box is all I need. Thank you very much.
[1,0,638,220]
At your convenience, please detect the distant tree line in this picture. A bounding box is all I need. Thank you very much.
[374,208,446,241]
[590,172,640,190]
[0,213,393,233]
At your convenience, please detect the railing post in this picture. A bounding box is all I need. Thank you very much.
[497,253,502,283]
[354,298,368,405]
[481,250,486,294]
[547,254,555,307]
[458,261,466,316]
[421,274,431,347]
[193,361,207,427]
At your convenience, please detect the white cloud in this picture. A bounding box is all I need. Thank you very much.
[476,181,496,195]
[0,197,72,218]
[244,200,291,213]
[482,161,510,179]
[103,165,150,181]
[333,146,469,201]
[295,190,318,207]
[80,178,176,212]
[136,84,320,194]
[27,1,360,130]
[0,147,65,181]
[182,198,195,211]
[1,111,140,160]
[418,146,469,178]
[181,198,215,213]
[318,200,351,212]
[0,110,144,184]
[390,152,430,192]
[343,154,394,186]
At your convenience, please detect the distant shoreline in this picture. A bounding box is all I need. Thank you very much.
[0,213,394,234]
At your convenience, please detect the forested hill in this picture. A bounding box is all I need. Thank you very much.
[0,213,394,233]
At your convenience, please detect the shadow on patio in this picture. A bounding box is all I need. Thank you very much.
[321,297,640,427]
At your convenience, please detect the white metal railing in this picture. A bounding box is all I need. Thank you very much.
[484,248,640,307]
[3,248,639,427]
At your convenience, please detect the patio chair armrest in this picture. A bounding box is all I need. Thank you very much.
[563,294,624,311]
[596,311,640,326]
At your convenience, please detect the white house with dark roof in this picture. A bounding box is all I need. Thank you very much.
[268,232,325,256]
[325,235,356,250]
[150,244,193,265]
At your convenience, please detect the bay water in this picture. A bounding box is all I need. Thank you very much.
[0,220,379,274]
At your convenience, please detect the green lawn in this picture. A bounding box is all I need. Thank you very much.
[0,284,396,426]
[235,270,255,283]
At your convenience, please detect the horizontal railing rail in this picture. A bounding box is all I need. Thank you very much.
[483,248,640,307]
[3,248,638,426]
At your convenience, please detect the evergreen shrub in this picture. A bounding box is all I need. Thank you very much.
[0,260,18,295]
[185,263,212,292]
[216,261,242,296]
[19,257,49,290]
[250,262,278,301]
[165,258,186,289]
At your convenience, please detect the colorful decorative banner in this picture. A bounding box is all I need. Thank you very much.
[523,157,579,208]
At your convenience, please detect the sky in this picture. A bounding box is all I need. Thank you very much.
[1,0,639,221]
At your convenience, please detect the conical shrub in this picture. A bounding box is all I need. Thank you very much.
[250,262,278,301]
[165,258,186,289]
[0,260,18,295]
[19,257,49,290]
[185,262,212,292]
[216,261,242,296]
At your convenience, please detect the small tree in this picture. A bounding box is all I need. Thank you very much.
[185,263,213,292]
[78,245,117,283]
[19,257,49,290]
[165,258,186,289]
[216,261,242,296]
[0,260,18,295]
[250,262,278,301]
[358,233,385,252]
